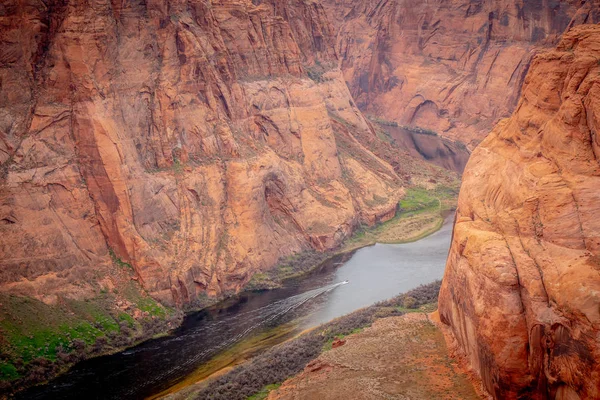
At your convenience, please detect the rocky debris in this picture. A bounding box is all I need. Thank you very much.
[306,359,334,373]
[323,0,600,147]
[439,24,600,400]
[269,314,481,400]
[331,338,346,348]
[0,0,406,307]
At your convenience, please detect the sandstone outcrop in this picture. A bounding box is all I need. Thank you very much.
[439,25,600,399]
[0,0,411,307]
[324,0,600,147]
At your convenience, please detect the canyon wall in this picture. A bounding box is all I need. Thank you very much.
[439,25,600,399]
[324,0,600,147]
[0,0,417,307]
[381,124,471,173]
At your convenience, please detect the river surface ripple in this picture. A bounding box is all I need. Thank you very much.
[20,218,453,400]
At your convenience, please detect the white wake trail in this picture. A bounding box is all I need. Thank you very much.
[126,281,348,393]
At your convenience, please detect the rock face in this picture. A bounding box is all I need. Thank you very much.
[439,25,600,399]
[0,0,408,306]
[382,124,471,173]
[324,0,600,147]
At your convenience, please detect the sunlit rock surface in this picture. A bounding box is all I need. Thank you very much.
[439,24,600,399]
[0,0,406,306]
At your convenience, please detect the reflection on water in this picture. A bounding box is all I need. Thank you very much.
[308,219,453,326]
[20,218,452,400]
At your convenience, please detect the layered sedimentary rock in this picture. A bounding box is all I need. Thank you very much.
[439,25,600,399]
[324,0,600,147]
[0,0,408,307]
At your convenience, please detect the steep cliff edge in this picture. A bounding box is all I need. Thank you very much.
[0,0,407,309]
[439,25,600,399]
[324,0,600,147]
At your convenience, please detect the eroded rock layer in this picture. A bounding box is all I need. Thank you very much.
[0,0,410,307]
[439,25,600,399]
[324,0,600,147]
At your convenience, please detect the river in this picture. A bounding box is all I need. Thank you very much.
[20,217,453,400]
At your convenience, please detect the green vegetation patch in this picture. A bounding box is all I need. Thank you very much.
[366,116,440,136]
[0,295,110,364]
[120,282,173,320]
[118,312,135,327]
[305,59,333,83]
[400,125,438,136]
[137,297,169,319]
[66,299,120,333]
[0,362,19,381]
[397,185,458,215]
[109,249,133,271]
[0,278,179,392]
[366,115,399,127]
[247,383,282,400]
[399,187,440,213]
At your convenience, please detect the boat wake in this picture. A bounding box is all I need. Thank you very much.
[121,281,348,395]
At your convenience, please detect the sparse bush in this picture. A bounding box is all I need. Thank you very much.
[194,281,441,400]
[108,249,134,270]
[400,125,438,136]
[384,281,442,309]
[91,337,109,355]
[307,68,325,82]
[402,296,418,309]
[246,250,333,290]
[305,60,327,82]
[71,339,86,354]
[367,115,399,127]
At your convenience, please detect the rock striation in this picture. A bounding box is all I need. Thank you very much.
[0,0,408,307]
[439,25,600,399]
[324,0,600,147]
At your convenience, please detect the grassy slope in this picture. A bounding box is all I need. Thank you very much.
[341,185,457,251]
[0,257,180,393]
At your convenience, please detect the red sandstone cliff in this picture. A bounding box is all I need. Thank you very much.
[324,0,600,147]
[439,24,600,399]
[0,0,412,307]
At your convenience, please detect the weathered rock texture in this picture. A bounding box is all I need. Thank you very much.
[324,0,600,147]
[269,314,481,400]
[439,25,600,399]
[382,124,471,173]
[0,0,413,307]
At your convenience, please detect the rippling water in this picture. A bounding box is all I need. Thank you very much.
[308,219,453,325]
[20,218,453,400]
